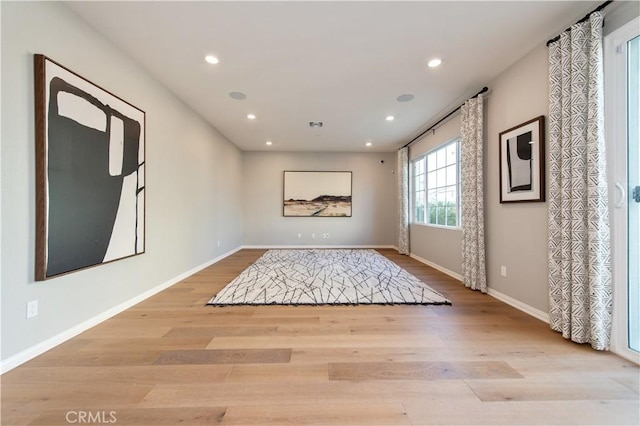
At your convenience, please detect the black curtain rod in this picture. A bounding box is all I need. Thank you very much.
[402,86,488,149]
[546,0,613,46]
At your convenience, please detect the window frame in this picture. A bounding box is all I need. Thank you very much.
[410,137,461,229]
[605,16,640,364]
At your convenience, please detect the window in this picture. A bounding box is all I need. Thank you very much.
[411,138,460,227]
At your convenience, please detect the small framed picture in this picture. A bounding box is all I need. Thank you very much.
[499,116,545,203]
[283,171,352,217]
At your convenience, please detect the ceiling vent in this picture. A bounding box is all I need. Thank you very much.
[309,121,323,128]
[229,92,247,100]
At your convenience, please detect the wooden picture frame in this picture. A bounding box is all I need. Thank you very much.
[283,171,352,217]
[499,116,545,203]
[34,54,146,280]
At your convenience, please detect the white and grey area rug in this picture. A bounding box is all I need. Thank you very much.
[207,249,451,306]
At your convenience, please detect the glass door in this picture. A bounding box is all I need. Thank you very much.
[628,34,639,353]
[606,17,640,363]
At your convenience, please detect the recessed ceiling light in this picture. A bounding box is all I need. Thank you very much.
[229,92,247,100]
[247,114,256,120]
[397,94,414,102]
[385,115,395,121]
[365,142,372,147]
[266,141,273,146]
[427,58,442,68]
[205,55,219,64]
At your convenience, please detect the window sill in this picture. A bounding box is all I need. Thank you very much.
[410,222,462,231]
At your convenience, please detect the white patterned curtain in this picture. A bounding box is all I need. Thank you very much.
[460,94,487,292]
[548,12,612,351]
[397,147,409,255]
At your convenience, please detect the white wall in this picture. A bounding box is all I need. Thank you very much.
[604,1,640,36]
[408,41,563,314]
[1,1,243,365]
[482,0,640,315]
[407,0,640,315]
[4,0,637,372]
[408,116,463,276]
[484,44,550,313]
[243,152,396,246]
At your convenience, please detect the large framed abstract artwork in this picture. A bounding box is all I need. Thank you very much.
[283,171,352,217]
[34,55,146,280]
[499,116,545,203]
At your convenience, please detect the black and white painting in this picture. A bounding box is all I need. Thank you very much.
[34,55,145,280]
[499,116,545,203]
[283,171,352,217]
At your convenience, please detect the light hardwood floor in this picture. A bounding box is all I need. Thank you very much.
[1,249,638,425]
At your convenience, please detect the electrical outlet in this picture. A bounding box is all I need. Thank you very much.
[500,266,507,277]
[311,233,316,239]
[217,240,221,248]
[27,300,38,319]
[326,233,330,239]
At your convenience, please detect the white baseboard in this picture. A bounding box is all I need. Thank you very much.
[242,245,396,249]
[408,253,463,281]
[0,246,241,374]
[487,288,550,324]
[408,253,550,324]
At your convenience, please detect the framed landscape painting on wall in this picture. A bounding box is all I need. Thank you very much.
[34,54,146,280]
[283,171,352,217]
[499,116,545,203]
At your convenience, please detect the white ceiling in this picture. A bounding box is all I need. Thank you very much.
[65,1,597,152]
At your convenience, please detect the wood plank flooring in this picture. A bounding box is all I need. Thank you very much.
[1,249,638,425]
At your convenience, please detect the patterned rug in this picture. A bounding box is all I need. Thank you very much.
[207,249,451,306]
